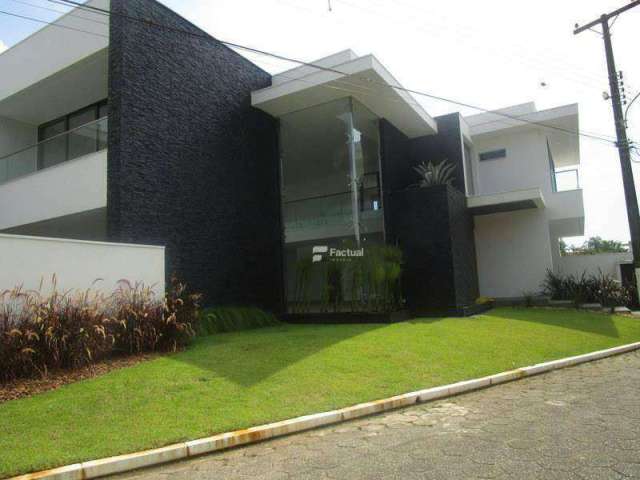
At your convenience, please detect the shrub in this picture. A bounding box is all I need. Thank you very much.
[414,159,456,187]
[0,277,201,383]
[343,244,403,313]
[199,307,279,334]
[541,269,631,309]
[475,296,495,306]
[591,272,632,311]
[109,278,201,354]
[522,291,536,308]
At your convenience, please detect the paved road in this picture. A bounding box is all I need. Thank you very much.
[113,351,640,479]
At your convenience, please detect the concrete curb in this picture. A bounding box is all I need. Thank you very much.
[12,341,640,480]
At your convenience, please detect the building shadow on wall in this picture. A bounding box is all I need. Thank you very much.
[171,322,387,387]
[487,307,621,338]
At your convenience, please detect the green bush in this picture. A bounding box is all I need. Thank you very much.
[0,277,201,383]
[292,243,403,314]
[541,269,632,308]
[198,307,280,334]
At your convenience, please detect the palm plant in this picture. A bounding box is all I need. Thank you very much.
[414,159,456,187]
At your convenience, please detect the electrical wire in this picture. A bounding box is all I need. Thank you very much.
[5,0,108,25]
[0,1,630,147]
[0,8,108,38]
[625,91,640,121]
[38,0,623,146]
[340,0,639,97]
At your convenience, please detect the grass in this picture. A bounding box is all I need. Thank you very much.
[2,307,640,478]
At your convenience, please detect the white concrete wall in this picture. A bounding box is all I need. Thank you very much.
[474,209,554,298]
[556,253,632,282]
[472,129,553,198]
[0,116,37,183]
[0,0,109,102]
[0,150,107,230]
[0,234,165,296]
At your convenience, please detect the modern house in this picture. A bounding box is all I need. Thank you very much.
[0,0,584,314]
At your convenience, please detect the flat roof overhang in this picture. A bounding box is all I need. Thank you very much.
[468,104,580,168]
[467,188,545,216]
[251,54,438,139]
[0,48,108,125]
[0,0,109,107]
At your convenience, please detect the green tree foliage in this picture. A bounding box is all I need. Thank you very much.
[561,236,629,256]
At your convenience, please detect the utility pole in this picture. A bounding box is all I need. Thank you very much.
[575,1,640,299]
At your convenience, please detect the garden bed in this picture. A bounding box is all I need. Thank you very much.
[0,353,155,404]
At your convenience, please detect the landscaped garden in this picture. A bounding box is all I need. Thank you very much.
[2,307,640,478]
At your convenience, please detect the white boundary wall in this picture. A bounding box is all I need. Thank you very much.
[0,233,165,296]
[556,252,632,282]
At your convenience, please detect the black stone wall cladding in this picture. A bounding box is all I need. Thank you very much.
[447,186,480,307]
[107,0,284,311]
[379,119,410,242]
[389,185,457,311]
[408,113,466,193]
[379,115,479,314]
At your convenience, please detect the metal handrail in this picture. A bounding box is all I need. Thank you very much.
[554,168,580,191]
[0,115,109,162]
[284,186,380,205]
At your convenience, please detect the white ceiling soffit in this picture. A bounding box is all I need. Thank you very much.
[0,48,108,125]
[0,0,109,104]
[467,187,546,216]
[252,54,438,138]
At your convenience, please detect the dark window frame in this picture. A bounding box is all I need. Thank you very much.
[479,148,507,161]
[37,99,109,170]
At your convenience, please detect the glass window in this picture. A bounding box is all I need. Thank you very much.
[279,97,384,310]
[68,107,98,160]
[98,103,109,118]
[479,149,506,161]
[38,119,67,169]
[36,99,108,171]
[463,143,474,195]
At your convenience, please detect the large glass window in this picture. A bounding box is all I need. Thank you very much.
[463,142,474,195]
[38,119,67,169]
[280,97,384,309]
[38,99,108,170]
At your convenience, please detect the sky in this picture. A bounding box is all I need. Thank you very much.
[0,0,639,246]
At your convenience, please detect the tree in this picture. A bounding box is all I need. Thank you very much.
[568,236,629,255]
[559,239,568,256]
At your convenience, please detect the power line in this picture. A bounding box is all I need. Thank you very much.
[47,0,623,146]
[0,8,108,38]
[5,0,108,25]
[625,91,640,122]
[252,50,619,142]
[1,1,624,146]
[349,0,639,97]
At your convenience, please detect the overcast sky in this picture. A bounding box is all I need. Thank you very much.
[1,0,639,245]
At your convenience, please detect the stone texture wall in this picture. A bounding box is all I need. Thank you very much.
[107,0,284,311]
[408,113,466,194]
[380,115,479,314]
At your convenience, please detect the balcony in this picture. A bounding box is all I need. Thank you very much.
[0,118,108,234]
[284,187,383,244]
[553,168,580,192]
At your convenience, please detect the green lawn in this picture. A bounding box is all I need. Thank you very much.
[2,308,640,478]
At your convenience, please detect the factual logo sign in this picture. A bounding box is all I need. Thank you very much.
[312,245,364,263]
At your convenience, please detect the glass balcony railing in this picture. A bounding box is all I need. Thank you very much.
[283,187,382,230]
[553,168,580,192]
[0,116,108,185]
